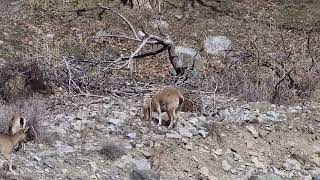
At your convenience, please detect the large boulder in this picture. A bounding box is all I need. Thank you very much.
[204,36,232,55]
[172,46,206,74]
[174,46,199,67]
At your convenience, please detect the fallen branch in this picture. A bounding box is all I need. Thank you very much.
[63,57,72,94]
[127,36,152,70]
[67,5,182,75]
[104,35,141,42]
[306,20,319,71]
[98,4,139,40]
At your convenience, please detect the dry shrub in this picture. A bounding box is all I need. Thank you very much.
[99,142,127,161]
[0,61,54,102]
[180,91,203,113]
[199,22,320,104]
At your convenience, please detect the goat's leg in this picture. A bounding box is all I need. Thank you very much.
[8,157,18,175]
[168,108,174,129]
[155,103,162,126]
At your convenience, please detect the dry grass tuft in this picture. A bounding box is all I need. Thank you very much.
[99,142,127,161]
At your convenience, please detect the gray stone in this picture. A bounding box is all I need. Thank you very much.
[302,175,312,180]
[313,144,320,155]
[214,149,223,156]
[33,156,41,162]
[151,20,169,30]
[312,175,320,180]
[76,110,90,120]
[166,132,182,139]
[204,36,231,55]
[96,30,107,37]
[283,158,301,171]
[55,128,67,136]
[42,159,55,169]
[232,152,242,161]
[246,125,259,138]
[266,111,280,119]
[249,173,282,180]
[127,133,137,139]
[108,118,124,126]
[71,120,84,131]
[84,143,98,151]
[188,127,199,136]
[178,127,193,138]
[55,144,75,155]
[174,46,201,69]
[89,161,98,173]
[131,159,151,171]
[198,130,208,138]
[251,157,265,170]
[220,109,231,117]
[185,143,193,150]
[113,111,129,120]
[137,31,146,39]
[129,169,160,180]
[189,117,199,125]
[222,160,232,171]
[47,33,54,39]
[199,167,210,177]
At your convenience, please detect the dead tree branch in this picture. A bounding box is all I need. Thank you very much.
[67,5,182,76]
[306,20,320,71]
[127,36,152,70]
[98,4,139,40]
[63,57,72,94]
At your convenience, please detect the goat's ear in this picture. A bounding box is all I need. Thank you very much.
[24,126,30,133]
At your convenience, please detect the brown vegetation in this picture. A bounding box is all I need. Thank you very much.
[0,0,318,106]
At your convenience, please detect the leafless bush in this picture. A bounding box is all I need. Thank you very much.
[0,61,54,101]
[180,90,203,113]
[199,22,320,104]
[99,142,127,161]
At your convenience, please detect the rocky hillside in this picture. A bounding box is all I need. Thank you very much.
[0,0,319,179]
[0,95,319,179]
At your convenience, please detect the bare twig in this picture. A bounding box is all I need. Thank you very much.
[104,35,140,41]
[306,20,319,71]
[98,4,139,40]
[31,126,38,140]
[211,77,218,109]
[71,79,84,94]
[63,57,72,94]
[85,97,110,106]
[127,36,151,70]
[74,93,110,99]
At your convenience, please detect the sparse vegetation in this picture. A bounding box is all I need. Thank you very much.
[99,143,127,161]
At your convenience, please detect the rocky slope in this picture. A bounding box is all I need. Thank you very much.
[0,94,319,180]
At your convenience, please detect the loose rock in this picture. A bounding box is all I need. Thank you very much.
[199,167,210,177]
[249,173,282,180]
[222,160,232,171]
[246,125,259,138]
[204,36,231,55]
